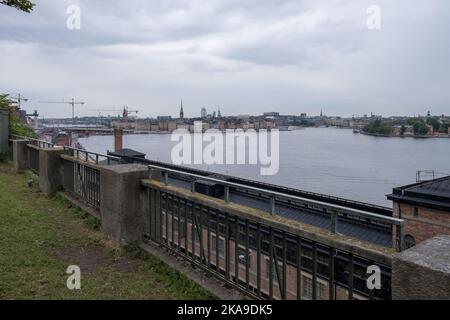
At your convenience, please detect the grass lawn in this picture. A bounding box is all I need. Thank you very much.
[0,163,215,300]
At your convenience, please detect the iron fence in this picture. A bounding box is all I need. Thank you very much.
[63,146,121,165]
[11,134,55,148]
[62,157,101,209]
[27,146,40,174]
[148,164,405,252]
[144,188,393,300]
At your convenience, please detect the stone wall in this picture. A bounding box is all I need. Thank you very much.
[392,235,450,300]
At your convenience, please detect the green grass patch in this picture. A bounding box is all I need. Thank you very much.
[0,163,215,300]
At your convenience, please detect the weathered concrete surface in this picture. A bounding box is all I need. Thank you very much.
[392,235,450,300]
[100,164,149,245]
[39,148,66,194]
[12,140,29,173]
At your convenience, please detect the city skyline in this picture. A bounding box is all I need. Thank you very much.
[1,1,450,118]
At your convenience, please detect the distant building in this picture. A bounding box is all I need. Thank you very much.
[157,116,172,122]
[263,112,280,117]
[201,108,207,118]
[54,131,71,147]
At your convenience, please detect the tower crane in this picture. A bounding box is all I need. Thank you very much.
[39,98,85,120]
[10,93,28,109]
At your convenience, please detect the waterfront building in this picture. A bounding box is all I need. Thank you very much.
[388,176,450,248]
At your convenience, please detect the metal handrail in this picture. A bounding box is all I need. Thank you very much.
[63,146,121,165]
[148,164,405,251]
[133,156,392,214]
[11,134,55,148]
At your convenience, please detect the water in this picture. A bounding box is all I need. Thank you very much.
[79,127,450,207]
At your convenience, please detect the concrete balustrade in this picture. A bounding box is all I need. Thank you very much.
[100,163,149,245]
[12,139,30,173]
[392,235,450,300]
[39,147,67,194]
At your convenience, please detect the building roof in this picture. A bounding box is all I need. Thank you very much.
[387,176,450,212]
[108,148,146,158]
[169,177,392,247]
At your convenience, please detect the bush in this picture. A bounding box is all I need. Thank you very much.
[0,94,37,138]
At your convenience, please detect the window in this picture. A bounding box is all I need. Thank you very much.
[404,234,416,249]
[265,259,283,283]
[414,207,419,217]
[237,246,251,268]
[302,275,326,300]
[173,217,186,240]
[211,234,225,257]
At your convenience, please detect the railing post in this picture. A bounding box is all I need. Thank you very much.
[224,185,230,203]
[39,148,67,195]
[191,179,195,192]
[12,139,29,173]
[100,164,149,245]
[269,197,275,215]
[164,171,169,186]
[330,210,338,234]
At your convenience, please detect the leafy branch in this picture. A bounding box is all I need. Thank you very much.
[0,0,35,13]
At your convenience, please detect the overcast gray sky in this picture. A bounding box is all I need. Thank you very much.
[1,0,449,118]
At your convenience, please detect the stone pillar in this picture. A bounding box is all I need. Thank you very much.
[392,235,450,300]
[12,140,29,173]
[100,164,149,245]
[39,148,67,194]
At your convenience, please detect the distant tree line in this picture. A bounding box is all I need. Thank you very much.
[364,117,450,136]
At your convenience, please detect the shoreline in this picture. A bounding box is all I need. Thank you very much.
[359,131,450,139]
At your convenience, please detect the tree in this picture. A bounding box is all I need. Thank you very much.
[363,119,392,135]
[0,0,35,13]
[400,125,406,136]
[0,94,37,138]
[426,117,441,133]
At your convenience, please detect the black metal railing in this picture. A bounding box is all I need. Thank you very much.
[144,187,393,300]
[61,157,101,209]
[147,164,405,252]
[11,134,55,148]
[27,146,40,174]
[63,146,121,165]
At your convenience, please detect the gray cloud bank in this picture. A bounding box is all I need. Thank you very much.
[0,0,449,118]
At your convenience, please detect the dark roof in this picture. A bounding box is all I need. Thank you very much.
[387,176,450,212]
[108,148,146,158]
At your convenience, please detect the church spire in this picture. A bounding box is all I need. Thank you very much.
[180,99,184,119]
